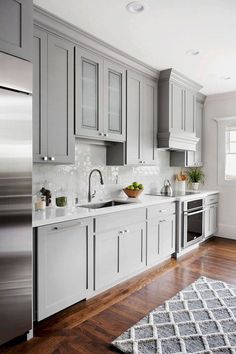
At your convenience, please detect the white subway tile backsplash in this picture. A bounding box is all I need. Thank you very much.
[33,141,178,203]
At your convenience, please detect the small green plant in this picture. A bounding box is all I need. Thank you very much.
[186,167,205,183]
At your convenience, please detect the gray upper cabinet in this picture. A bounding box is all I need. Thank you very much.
[75,47,126,142]
[75,47,103,139]
[47,35,74,163]
[0,0,33,61]
[104,61,126,141]
[170,82,185,132]
[158,69,202,151]
[126,70,157,165]
[33,28,47,162]
[185,90,196,134]
[126,70,143,164]
[170,94,205,167]
[142,77,157,163]
[33,28,75,164]
[195,100,204,165]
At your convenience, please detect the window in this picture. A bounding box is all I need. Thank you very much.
[225,127,236,180]
[217,117,236,186]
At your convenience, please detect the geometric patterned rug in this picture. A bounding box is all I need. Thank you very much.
[112,277,236,354]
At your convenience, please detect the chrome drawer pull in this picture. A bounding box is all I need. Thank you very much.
[52,222,84,231]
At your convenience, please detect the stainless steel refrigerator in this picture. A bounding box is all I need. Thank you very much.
[0,52,32,345]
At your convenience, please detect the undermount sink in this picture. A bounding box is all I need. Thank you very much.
[79,200,131,209]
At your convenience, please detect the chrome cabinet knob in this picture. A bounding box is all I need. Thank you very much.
[104,133,108,137]
[42,156,48,161]
[49,157,55,161]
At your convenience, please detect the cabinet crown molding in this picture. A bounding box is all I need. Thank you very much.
[159,68,202,92]
[33,5,159,79]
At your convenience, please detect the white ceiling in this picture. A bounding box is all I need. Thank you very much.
[34,0,236,95]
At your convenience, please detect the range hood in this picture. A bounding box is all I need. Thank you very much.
[157,68,202,151]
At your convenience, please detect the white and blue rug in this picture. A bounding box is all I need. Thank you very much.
[112,277,236,354]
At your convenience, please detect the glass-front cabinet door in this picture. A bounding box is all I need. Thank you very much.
[75,47,104,138]
[104,61,126,141]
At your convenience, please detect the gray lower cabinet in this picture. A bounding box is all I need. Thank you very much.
[204,194,219,238]
[75,47,126,142]
[147,203,176,266]
[94,228,121,291]
[94,208,146,292]
[205,204,218,238]
[119,222,146,277]
[0,0,33,61]
[37,218,92,321]
[33,28,75,164]
[126,70,157,165]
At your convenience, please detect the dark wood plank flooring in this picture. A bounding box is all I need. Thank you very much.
[1,237,236,354]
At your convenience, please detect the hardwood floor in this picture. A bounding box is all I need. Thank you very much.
[1,237,236,354]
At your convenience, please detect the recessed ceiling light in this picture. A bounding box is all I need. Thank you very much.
[221,75,231,80]
[126,1,144,13]
[185,49,200,56]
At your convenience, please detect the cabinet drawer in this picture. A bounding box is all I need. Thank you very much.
[147,203,175,220]
[205,194,219,206]
[95,208,146,233]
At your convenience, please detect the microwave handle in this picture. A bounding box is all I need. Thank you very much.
[184,208,206,216]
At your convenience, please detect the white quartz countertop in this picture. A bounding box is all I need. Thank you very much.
[33,191,219,228]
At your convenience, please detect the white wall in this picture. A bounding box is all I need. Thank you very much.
[204,91,236,240]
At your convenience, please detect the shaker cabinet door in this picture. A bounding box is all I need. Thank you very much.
[33,28,48,163]
[119,222,146,277]
[0,0,33,61]
[195,101,203,166]
[47,35,75,164]
[94,230,120,292]
[75,47,104,138]
[142,78,157,164]
[170,82,185,132]
[33,30,75,164]
[185,90,196,135]
[126,70,143,164]
[159,215,176,258]
[104,61,126,141]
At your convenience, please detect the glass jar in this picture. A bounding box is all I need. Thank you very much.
[34,194,46,211]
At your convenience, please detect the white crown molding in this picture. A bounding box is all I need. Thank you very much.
[214,116,236,123]
[33,5,159,79]
[206,90,236,102]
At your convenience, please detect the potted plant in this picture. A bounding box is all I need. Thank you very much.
[186,167,204,191]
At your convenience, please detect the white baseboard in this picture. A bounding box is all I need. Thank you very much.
[215,224,236,240]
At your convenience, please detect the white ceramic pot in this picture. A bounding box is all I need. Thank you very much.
[191,182,200,191]
[177,180,186,192]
